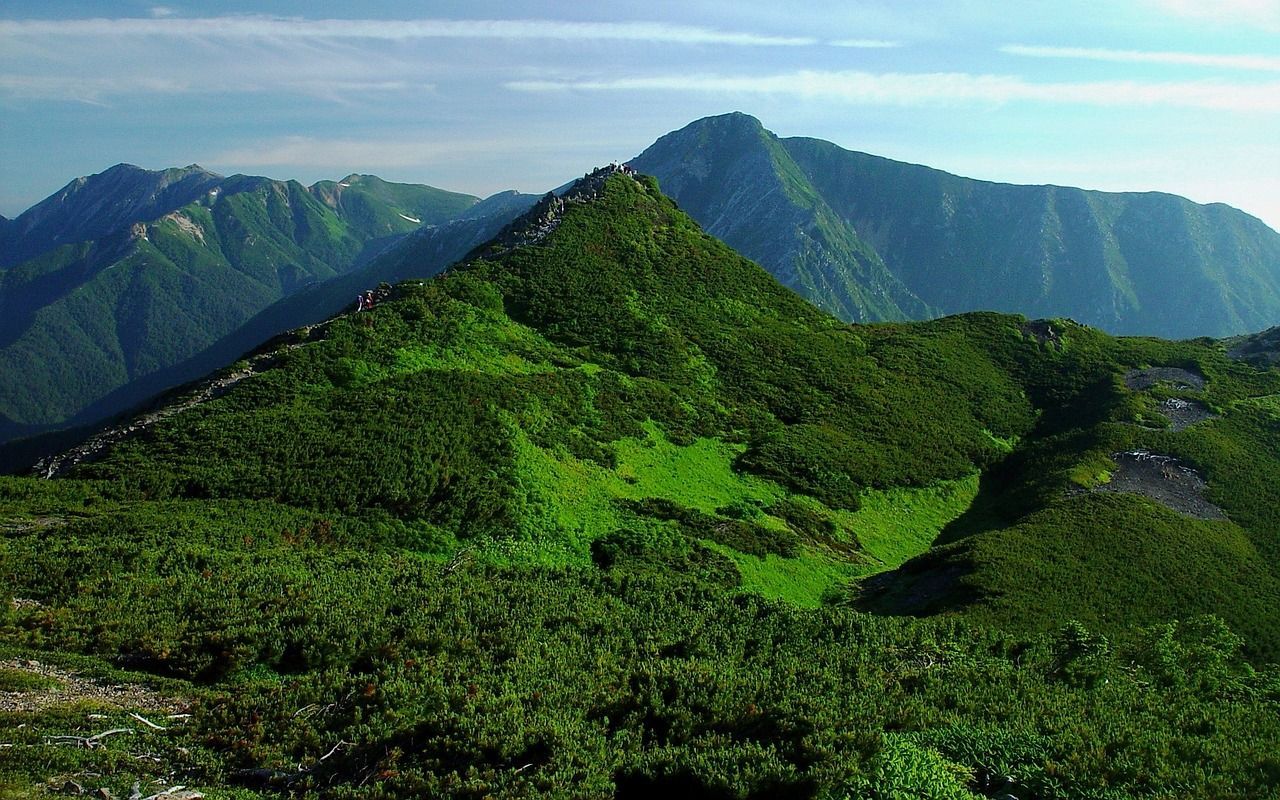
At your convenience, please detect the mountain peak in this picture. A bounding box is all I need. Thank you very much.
[658,111,769,149]
[0,162,225,268]
[472,164,644,257]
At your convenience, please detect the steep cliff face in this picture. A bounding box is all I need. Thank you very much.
[633,113,1280,338]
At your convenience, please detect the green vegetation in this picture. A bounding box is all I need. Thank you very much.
[633,112,1280,339]
[0,166,484,441]
[0,668,57,692]
[3,169,1280,796]
[3,482,1280,798]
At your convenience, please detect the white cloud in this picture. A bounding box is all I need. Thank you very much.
[827,39,900,48]
[1151,0,1280,30]
[0,73,413,103]
[209,133,614,170]
[0,16,817,46]
[1002,44,1280,73]
[506,70,1280,113]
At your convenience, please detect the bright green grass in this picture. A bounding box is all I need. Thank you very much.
[508,420,788,561]
[613,421,783,513]
[510,420,978,598]
[836,474,981,569]
[711,544,862,607]
[711,476,981,605]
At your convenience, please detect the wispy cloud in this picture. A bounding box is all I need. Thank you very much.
[210,136,543,168]
[0,16,817,46]
[1002,44,1280,72]
[1152,0,1280,30]
[0,73,414,104]
[506,70,1280,113]
[827,39,900,48]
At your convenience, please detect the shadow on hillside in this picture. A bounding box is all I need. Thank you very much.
[851,546,983,618]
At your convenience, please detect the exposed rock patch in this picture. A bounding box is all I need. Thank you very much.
[1093,450,1226,520]
[1021,319,1066,350]
[1156,397,1216,431]
[1125,366,1205,392]
[0,658,182,714]
[161,212,205,244]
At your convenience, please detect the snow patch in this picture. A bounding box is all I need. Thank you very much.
[398,213,421,224]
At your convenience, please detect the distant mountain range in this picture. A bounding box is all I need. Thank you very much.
[3,114,1280,447]
[631,112,1280,337]
[0,164,532,442]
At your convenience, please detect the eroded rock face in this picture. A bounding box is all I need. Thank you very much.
[1094,450,1226,520]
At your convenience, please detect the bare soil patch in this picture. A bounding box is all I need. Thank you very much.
[0,658,181,714]
[1124,367,1205,392]
[1156,397,1216,431]
[1094,450,1226,520]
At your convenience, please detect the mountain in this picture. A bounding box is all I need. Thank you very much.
[0,163,224,269]
[12,187,539,456]
[4,167,1280,798]
[5,167,1280,797]
[631,113,1280,338]
[629,114,933,323]
[35,167,1280,658]
[0,164,490,441]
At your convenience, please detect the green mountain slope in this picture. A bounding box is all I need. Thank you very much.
[628,112,933,323]
[0,163,223,269]
[17,189,540,458]
[3,168,1280,798]
[39,168,1280,657]
[852,320,1280,660]
[631,113,1280,338]
[0,165,484,441]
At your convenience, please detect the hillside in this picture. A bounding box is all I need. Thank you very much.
[628,114,933,324]
[0,165,488,442]
[3,169,1280,798]
[631,113,1280,338]
[0,164,224,269]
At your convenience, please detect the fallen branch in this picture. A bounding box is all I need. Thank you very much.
[45,728,133,748]
[129,712,167,731]
[319,740,351,761]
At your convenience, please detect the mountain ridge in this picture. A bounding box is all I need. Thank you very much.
[0,163,505,438]
[5,168,1280,797]
[631,112,1280,338]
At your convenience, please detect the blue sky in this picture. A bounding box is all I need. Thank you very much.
[2,1,1278,229]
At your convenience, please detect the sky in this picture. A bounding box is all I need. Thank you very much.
[1,1,1278,229]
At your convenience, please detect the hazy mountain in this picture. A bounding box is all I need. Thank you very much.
[0,165,486,440]
[0,163,224,269]
[631,113,1280,338]
[629,113,933,323]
